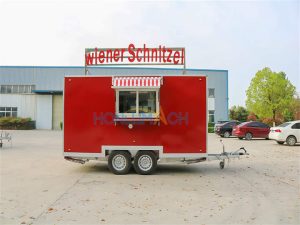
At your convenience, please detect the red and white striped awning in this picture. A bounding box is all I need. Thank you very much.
[112,76,162,88]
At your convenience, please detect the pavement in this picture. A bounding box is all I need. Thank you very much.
[0,130,299,225]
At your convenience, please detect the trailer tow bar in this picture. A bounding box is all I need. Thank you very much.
[64,156,88,164]
[207,140,249,169]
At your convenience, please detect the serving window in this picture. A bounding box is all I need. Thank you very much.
[119,91,137,113]
[112,76,162,121]
[138,91,156,113]
[116,89,159,119]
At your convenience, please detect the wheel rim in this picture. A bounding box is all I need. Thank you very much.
[112,155,127,171]
[246,133,252,140]
[224,132,230,138]
[288,137,296,145]
[138,155,153,171]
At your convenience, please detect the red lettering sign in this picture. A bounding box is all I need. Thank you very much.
[85,44,185,66]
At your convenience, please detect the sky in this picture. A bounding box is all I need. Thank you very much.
[0,0,299,107]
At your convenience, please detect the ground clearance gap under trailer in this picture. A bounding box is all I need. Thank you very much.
[63,75,248,175]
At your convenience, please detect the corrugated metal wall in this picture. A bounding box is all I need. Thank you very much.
[0,94,36,119]
[0,66,228,122]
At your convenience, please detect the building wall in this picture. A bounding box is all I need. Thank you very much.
[0,66,228,129]
[208,98,215,111]
[0,94,36,119]
[203,70,228,122]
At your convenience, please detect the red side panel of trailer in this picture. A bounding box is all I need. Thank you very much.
[64,76,207,155]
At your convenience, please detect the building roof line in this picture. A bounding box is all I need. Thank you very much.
[0,66,228,72]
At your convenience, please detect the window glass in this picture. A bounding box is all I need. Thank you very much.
[6,85,12,93]
[0,85,36,93]
[19,85,25,93]
[138,91,156,113]
[278,122,291,127]
[223,122,231,128]
[0,107,18,118]
[248,122,257,127]
[208,88,215,98]
[0,86,6,93]
[238,122,249,127]
[291,123,300,129]
[261,123,269,128]
[12,85,18,93]
[117,89,159,118]
[119,91,136,113]
[25,85,30,93]
[208,110,215,123]
[256,122,264,127]
[224,122,237,127]
[255,122,261,127]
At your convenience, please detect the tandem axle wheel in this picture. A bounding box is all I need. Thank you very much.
[219,160,225,169]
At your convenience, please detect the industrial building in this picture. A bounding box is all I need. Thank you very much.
[0,66,228,129]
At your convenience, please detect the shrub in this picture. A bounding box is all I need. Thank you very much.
[247,112,257,121]
[230,105,248,122]
[0,117,35,130]
[208,122,215,127]
[208,126,214,133]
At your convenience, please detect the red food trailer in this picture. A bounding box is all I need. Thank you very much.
[63,74,248,175]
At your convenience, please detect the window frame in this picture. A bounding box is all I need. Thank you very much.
[0,85,35,94]
[291,123,300,129]
[115,88,160,119]
[208,110,215,123]
[208,88,215,98]
[0,107,18,118]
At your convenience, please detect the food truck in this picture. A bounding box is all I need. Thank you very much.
[63,45,248,175]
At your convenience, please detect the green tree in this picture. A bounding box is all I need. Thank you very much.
[246,67,296,123]
[229,105,248,121]
[284,93,300,121]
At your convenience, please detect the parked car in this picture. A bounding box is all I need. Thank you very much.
[215,121,240,138]
[269,120,300,146]
[232,121,270,140]
[214,120,229,132]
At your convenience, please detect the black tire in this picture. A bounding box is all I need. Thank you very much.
[245,132,253,140]
[220,160,225,169]
[286,136,297,146]
[223,131,231,138]
[277,141,284,145]
[108,151,131,175]
[133,151,157,175]
[238,137,243,140]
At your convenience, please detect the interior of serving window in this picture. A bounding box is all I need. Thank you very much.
[116,89,159,118]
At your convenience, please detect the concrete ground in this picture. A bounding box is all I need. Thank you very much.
[0,130,299,225]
